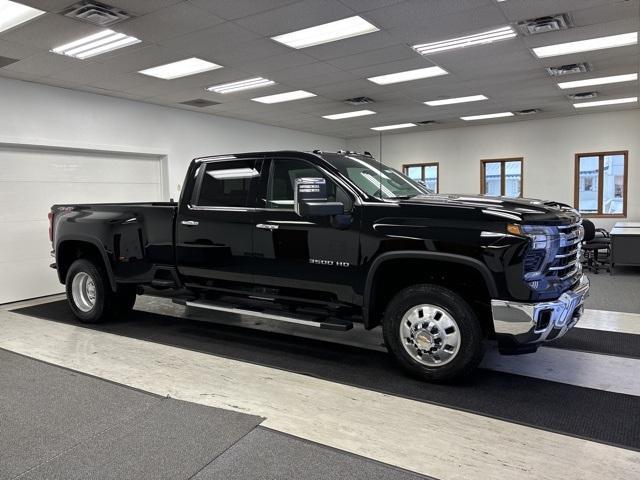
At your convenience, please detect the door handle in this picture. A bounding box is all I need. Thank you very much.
[181,220,199,226]
[256,223,278,230]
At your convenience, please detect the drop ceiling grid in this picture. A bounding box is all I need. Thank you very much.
[0,0,636,138]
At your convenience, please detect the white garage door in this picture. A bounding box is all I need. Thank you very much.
[0,145,165,304]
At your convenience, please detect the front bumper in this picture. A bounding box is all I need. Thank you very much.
[490,274,589,354]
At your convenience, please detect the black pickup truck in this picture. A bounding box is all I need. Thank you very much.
[50,150,589,381]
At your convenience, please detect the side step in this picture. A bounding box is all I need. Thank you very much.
[177,299,353,331]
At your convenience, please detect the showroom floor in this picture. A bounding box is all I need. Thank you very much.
[1,292,639,480]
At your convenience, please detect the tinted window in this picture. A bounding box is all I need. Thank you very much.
[267,159,338,209]
[196,160,260,207]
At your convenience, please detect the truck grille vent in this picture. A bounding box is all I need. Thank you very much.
[524,219,583,281]
[63,1,132,26]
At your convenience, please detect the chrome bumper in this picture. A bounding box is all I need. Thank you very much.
[491,274,589,352]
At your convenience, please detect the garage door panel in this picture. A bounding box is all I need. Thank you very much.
[0,182,161,222]
[0,257,62,304]
[0,221,50,263]
[0,147,161,184]
[0,145,164,304]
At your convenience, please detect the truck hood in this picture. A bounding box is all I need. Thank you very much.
[400,194,580,224]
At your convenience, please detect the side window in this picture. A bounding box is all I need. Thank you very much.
[195,159,260,207]
[267,159,338,209]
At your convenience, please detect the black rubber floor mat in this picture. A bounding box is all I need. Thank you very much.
[550,327,640,358]
[11,300,640,451]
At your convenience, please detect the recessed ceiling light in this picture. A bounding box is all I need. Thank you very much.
[413,26,517,55]
[0,0,44,34]
[371,123,417,131]
[532,32,638,58]
[424,95,488,106]
[251,90,316,104]
[573,97,637,108]
[139,58,222,80]
[367,66,448,85]
[322,110,376,120]
[460,112,514,121]
[271,15,379,49]
[51,29,140,59]
[557,73,638,89]
[207,77,275,94]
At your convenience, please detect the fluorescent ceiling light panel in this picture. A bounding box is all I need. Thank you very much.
[0,0,44,33]
[322,110,376,120]
[51,29,140,59]
[207,77,275,94]
[139,58,221,79]
[573,97,637,108]
[413,26,517,55]
[460,112,514,121]
[271,15,378,49]
[557,73,638,89]
[424,95,488,106]
[368,66,448,85]
[251,90,316,104]
[371,123,417,131]
[532,32,638,58]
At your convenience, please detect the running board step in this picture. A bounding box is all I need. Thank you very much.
[179,299,353,331]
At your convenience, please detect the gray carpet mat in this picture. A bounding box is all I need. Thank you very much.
[193,427,431,480]
[0,349,262,480]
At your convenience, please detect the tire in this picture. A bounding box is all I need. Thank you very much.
[113,285,137,316]
[66,259,114,323]
[382,284,484,382]
[65,259,137,323]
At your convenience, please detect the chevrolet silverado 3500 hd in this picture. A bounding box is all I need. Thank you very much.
[50,150,589,381]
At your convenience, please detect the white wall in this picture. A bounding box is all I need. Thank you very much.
[0,76,344,199]
[347,109,640,230]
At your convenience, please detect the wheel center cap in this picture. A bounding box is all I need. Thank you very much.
[414,331,433,350]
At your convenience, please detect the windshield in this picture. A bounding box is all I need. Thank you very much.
[327,154,432,200]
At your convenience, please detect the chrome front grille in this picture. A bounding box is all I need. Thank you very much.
[548,221,583,280]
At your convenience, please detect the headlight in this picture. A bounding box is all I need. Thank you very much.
[520,225,561,281]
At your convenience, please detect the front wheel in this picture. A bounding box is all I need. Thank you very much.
[382,284,484,382]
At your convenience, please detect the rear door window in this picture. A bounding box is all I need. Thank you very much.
[193,159,261,207]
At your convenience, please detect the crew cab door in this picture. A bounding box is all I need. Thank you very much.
[252,157,360,305]
[176,157,263,288]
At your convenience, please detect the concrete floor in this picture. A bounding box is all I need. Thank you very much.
[1,295,639,480]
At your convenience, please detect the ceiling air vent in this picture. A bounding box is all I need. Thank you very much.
[63,1,131,27]
[179,99,220,108]
[545,62,591,77]
[344,96,374,106]
[515,109,541,116]
[567,92,598,101]
[518,14,573,36]
[0,56,19,68]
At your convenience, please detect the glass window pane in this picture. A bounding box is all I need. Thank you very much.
[504,161,522,197]
[405,166,422,180]
[602,154,625,214]
[578,156,599,213]
[268,159,336,209]
[484,162,501,196]
[198,160,259,207]
[424,165,438,193]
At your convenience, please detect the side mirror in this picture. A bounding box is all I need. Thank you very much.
[294,177,344,217]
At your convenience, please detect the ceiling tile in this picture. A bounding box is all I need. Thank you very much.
[188,0,301,20]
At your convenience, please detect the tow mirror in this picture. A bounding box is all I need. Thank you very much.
[294,177,344,217]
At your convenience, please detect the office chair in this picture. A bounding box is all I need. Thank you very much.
[581,219,611,273]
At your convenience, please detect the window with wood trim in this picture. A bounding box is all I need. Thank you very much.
[574,151,628,217]
[402,162,439,193]
[480,158,523,197]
